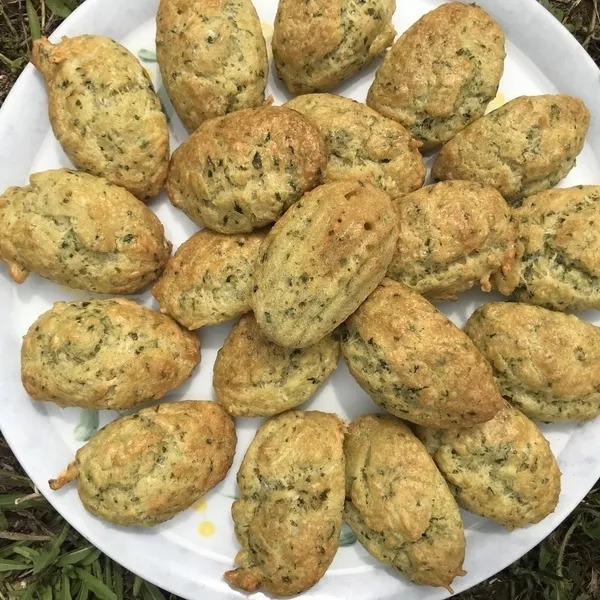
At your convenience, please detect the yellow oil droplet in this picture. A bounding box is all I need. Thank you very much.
[261,22,274,60]
[197,520,216,537]
[193,497,207,512]
[486,91,506,114]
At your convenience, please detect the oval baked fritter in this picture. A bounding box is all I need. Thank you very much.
[367,2,505,147]
[272,0,396,94]
[21,299,200,410]
[156,0,268,131]
[252,180,398,348]
[340,279,503,427]
[49,401,235,527]
[152,229,265,329]
[432,94,590,205]
[0,169,171,293]
[387,180,515,300]
[345,414,465,590]
[214,313,339,417]
[167,106,327,233]
[31,35,169,199]
[493,186,600,311]
[415,402,561,529]
[285,93,425,200]
[225,410,345,596]
[464,302,600,422]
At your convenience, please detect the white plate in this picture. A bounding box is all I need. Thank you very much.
[1,0,600,598]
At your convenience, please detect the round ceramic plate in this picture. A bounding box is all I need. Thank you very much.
[1,0,600,598]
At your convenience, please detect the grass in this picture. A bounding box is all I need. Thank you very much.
[0,437,179,600]
[1,1,600,599]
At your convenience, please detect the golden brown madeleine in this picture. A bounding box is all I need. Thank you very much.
[286,94,425,200]
[464,303,600,422]
[152,229,265,329]
[31,36,169,199]
[415,402,561,529]
[367,3,505,148]
[340,279,503,427]
[156,0,268,131]
[432,95,590,205]
[225,410,345,595]
[214,314,339,417]
[22,299,200,410]
[252,180,398,348]
[49,401,235,527]
[345,415,465,590]
[272,0,396,95]
[0,169,171,292]
[493,186,600,310]
[387,181,515,300]
[167,106,327,233]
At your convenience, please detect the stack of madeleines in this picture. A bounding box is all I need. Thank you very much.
[1,0,598,596]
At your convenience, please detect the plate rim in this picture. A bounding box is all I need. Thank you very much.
[1,1,600,599]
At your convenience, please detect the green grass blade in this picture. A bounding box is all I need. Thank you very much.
[0,557,30,571]
[113,562,123,600]
[132,575,142,597]
[32,523,69,574]
[78,549,101,567]
[25,0,41,40]
[18,582,38,600]
[75,581,87,600]
[0,469,31,485]
[56,547,95,567]
[0,542,29,558]
[45,0,74,18]
[39,585,52,600]
[60,572,72,600]
[582,518,600,540]
[74,569,117,600]
[141,582,165,600]
[103,555,112,588]
[0,493,48,511]
[12,546,39,561]
[91,558,102,581]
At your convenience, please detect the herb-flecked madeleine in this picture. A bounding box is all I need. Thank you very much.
[0,169,171,293]
[415,402,561,529]
[252,180,398,348]
[152,229,265,329]
[167,106,327,233]
[432,95,590,205]
[225,411,345,595]
[367,3,505,147]
[493,186,600,310]
[340,279,504,427]
[156,0,268,131]
[345,415,465,590]
[21,299,200,410]
[272,0,396,94]
[214,314,339,417]
[31,36,169,199]
[387,181,515,300]
[285,93,425,200]
[465,303,600,422]
[49,401,235,527]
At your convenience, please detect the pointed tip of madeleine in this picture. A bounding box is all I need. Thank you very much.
[48,461,78,490]
[224,566,263,593]
[30,37,52,71]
